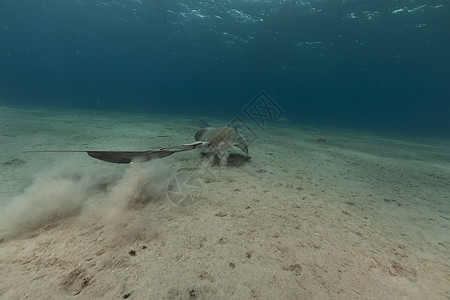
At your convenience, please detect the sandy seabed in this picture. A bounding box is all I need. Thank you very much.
[0,105,449,299]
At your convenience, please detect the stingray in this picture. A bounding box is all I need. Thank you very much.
[24,126,249,164]
[194,126,248,155]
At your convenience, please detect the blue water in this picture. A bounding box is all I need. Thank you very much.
[0,0,449,136]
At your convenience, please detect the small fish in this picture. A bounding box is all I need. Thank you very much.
[277,117,291,122]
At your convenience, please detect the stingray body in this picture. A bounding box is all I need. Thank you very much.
[26,126,248,164]
[194,126,248,155]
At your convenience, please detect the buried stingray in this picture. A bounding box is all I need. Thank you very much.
[25,126,249,165]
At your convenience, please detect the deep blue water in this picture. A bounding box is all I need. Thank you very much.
[1,0,449,136]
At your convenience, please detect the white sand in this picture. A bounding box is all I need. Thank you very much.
[0,105,449,299]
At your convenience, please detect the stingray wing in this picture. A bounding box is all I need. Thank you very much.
[194,127,215,141]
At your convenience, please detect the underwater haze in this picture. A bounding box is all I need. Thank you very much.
[2,2,450,298]
[0,0,449,135]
